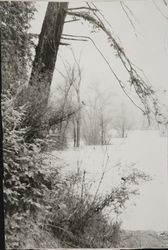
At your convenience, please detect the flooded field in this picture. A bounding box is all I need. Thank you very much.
[52,130,168,231]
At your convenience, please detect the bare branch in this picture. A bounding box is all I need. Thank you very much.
[89,2,113,29]
[66,9,158,122]
[63,33,145,113]
[92,146,109,203]
[120,1,138,37]
[152,0,168,21]
[65,18,80,23]
[59,42,70,46]
[55,68,67,80]
[68,7,98,11]
[47,106,82,128]
[163,0,168,6]
[61,36,88,42]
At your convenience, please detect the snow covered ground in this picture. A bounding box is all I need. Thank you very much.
[51,130,168,232]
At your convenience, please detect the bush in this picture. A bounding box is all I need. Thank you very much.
[40,166,149,248]
[2,91,150,248]
[2,92,53,248]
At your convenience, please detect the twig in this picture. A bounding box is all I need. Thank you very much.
[163,0,168,6]
[90,2,112,29]
[65,18,80,23]
[61,36,88,42]
[59,42,70,46]
[66,10,158,122]
[68,7,97,11]
[152,0,168,21]
[120,1,138,37]
[63,33,145,113]
[92,146,109,203]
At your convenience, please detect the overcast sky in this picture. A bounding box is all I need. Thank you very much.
[30,1,168,231]
[30,0,168,122]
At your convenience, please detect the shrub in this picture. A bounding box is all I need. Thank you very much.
[41,166,149,248]
[2,92,52,248]
[2,91,150,248]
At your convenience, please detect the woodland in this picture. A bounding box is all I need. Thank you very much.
[1,1,168,248]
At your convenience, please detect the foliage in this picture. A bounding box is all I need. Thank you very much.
[2,89,150,248]
[66,3,166,126]
[1,1,36,95]
[40,167,149,248]
[1,2,155,248]
[2,92,52,248]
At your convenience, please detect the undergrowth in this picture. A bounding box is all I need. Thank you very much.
[2,91,150,248]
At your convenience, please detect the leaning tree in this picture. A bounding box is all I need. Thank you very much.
[25,1,167,140]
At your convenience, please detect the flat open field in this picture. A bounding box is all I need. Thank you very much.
[52,130,168,232]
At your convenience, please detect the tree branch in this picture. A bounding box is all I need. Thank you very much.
[152,0,168,21]
[63,33,145,113]
[59,42,70,46]
[61,36,88,42]
[65,18,80,23]
[66,9,158,122]
[120,1,138,37]
[68,7,98,11]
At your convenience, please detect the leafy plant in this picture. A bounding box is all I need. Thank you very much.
[2,92,53,248]
[41,166,149,248]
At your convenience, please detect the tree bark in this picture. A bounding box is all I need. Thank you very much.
[25,2,69,140]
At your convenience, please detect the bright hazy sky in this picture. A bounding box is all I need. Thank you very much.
[30,1,168,231]
[31,0,168,122]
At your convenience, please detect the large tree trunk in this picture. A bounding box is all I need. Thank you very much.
[25,2,68,140]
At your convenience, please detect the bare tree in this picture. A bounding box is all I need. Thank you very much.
[71,49,82,147]
[56,57,77,147]
[82,86,114,145]
[112,104,133,138]
[52,48,83,147]
[24,1,166,141]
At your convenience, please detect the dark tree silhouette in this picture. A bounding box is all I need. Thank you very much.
[25,2,69,140]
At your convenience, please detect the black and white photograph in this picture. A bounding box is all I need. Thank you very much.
[1,0,168,249]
